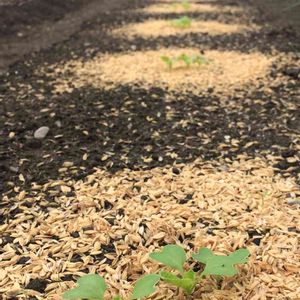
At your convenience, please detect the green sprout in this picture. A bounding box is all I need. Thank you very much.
[171,1,191,10]
[192,248,250,277]
[63,274,160,300]
[182,0,191,10]
[161,54,208,69]
[63,245,250,299]
[171,16,192,28]
[149,245,196,294]
[161,55,176,69]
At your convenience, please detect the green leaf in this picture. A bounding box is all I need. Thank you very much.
[131,274,160,299]
[113,296,122,300]
[149,245,186,273]
[161,56,173,69]
[192,248,250,277]
[192,55,207,65]
[160,270,196,294]
[63,274,106,300]
[171,16,192,28]
[178,54,192,67]
[182,0,191,10]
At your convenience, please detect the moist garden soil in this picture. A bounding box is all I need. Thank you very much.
[0,0,299,299]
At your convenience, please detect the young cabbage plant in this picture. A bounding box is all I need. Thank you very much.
[182,0,191,10]
[150,245,250,295]
[161,54,208,69]
[63,274,160,300]
[193,248,250,277]
[161,55,175,69]
[62,245,250,299]
[149,245,197,295]
[171,16,192,28]
[171,1,191,10]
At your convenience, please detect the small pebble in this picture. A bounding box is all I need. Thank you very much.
[55,120,62,128]
[34,126,50,139]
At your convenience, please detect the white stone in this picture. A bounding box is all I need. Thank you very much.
[34,126,50,139]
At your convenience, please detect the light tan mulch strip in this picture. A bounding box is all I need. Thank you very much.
[49,49,274,94]
[138,3,243,14]
[112,19,257,38]
[0,156,300,299]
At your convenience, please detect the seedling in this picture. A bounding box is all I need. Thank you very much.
[150,245,249,295]
[161,54,208,69]
[171,1,191,10]
[182,0,191,10]
[149,245,197,294]
[161,55,176,69]
[192,248,250,277]
[63,245,250,299]
[63,274,160,300]
[171,16,192,29]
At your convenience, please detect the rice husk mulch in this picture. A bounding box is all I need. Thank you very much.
[138,3,243,15]
[49,49,274,94]
[1,156,300,299]
[112,19,257,38]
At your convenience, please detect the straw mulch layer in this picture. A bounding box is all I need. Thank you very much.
[112,20,256,38]
[138,3,243,14]
[49,49,274,94]
[0,157,299,299]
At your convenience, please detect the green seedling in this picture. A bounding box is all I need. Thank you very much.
[161,55,175,69]
[150,245,249,295]
[63,274,160,300]
[63,274,106,300]
[150,245,197,295]
[192,248,250,277]
[63,245,250,299]
[171,1,191,10]
[182,0,191,10]
[171,16,192,28]
[161,54,208,69]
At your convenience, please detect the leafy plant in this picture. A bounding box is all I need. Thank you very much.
[63,274,160,300]
[63,245,250,299]
[161,54,208,69]
[171,16,192,28]
[192,248,250,277]
[149,245,197,294]
[63,274,106,300]
[171,1,191,10]
[149,245,249,295]
[182,0,191,10]
[161,55,175,69]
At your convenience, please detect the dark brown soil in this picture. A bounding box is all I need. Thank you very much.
[0,0,130,73]
[0,0,86,37]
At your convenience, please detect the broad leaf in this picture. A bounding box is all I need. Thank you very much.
[160,270,196,294]
[171,16,192,28]
[149,245,186,273]
[63,274,106,300]
[131,274,160,299]
[192,248,250,277]
[161,56,173,68]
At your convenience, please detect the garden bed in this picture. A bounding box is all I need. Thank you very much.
[0,0,299,299]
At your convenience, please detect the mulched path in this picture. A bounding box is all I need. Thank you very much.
[0,0,299,299]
